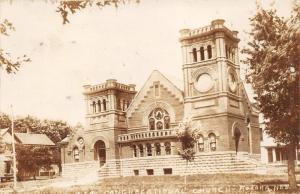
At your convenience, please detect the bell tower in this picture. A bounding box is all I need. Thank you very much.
[179,19,259,153]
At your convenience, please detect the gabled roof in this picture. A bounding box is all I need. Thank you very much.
[126,70,184,118]
[14,133,55,146]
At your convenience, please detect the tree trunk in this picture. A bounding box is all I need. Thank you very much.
[287,144,297,190]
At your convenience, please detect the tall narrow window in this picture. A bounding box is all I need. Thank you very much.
[164,116,170,129]
[192,48,197,62]
[118,99,122,110]
[149,118,155,130]
[73,147,79,162]
[209,133,216,151]
[146,143,152,156]
[155,143,161,156]
[103,99,107,111]
[207,45,212,59]
[225,45,229,59]
[97,100,101,112]
[200,47,205,60]
[133,145,137,157]
[122,100,126,111]
[197,135,204,152]
[92,101,96,113]
[154,84,159,97]
[165,142,171,155]
[138,144,144,157]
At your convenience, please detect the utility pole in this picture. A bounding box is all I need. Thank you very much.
[10,105,17,190]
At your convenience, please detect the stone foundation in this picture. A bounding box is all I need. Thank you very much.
[62,151,265,179]
[62,161,99,178]
[119,151,263,177]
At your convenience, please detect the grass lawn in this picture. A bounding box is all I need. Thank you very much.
[2,173,300,194]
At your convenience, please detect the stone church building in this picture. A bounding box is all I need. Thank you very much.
[60,19,262,178]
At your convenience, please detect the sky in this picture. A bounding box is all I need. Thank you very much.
[0,0,295,126]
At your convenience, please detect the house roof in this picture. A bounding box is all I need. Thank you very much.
[14,133,55,146]
[0,128,9,136]
[59,135,70,144]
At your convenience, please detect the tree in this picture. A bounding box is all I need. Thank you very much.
[15,144,54,180]
[56,0,140,24]
[175,120,200,191]
[242,3,300,190]
[0,19,30,74]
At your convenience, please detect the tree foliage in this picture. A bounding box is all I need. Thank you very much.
[16,144,55,180]
[175,121,200,162]
[242,4,300,145]
[242,3,300,189]
[57,0,140,24]
[0,19,30,74]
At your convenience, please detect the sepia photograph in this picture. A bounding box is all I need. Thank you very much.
[0,0,299,193]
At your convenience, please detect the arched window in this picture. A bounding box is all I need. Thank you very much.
[92,101,96,113]
[200,47,205,60]
[192,48,197,62]
[207,45,212,59]
[148,108,170,130]
[209,133,217,151]
[138,144,144,157]
[103,99,107,111]
[133,145,137,157]
[197,135,204,152]
[97,100,101,112]
[146,143,152,156]
[155,143,161,156]
[165,142,171,155]
[73,147,79,162]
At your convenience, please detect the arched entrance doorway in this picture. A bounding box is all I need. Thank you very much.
[94,140,106,167]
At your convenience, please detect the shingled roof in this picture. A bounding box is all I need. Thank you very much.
[14,133,55,146]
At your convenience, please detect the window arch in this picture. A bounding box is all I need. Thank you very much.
[103,99,107,111]
[197,135,204,152]
[148,108,170,130]
[155,143,161,156]
[97,100,101,112]
[146,143,152,156]
[192,48,197,62]
[164,142,171,155]
[73,147,79,162]
[200,47,205,60]
[207,45,212,59]
[209,133,217,151]
[138,144,144,157]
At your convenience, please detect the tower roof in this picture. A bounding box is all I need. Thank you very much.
[179,19,239,43]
